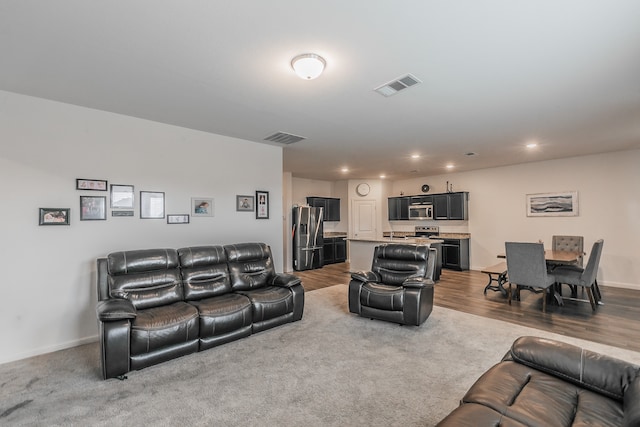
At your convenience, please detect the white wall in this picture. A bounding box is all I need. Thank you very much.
[0,91,284,364]
[392,150,640,289]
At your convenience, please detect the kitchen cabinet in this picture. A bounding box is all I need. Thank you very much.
[441,238,470,271]
[307,197,341,221]
[323,237,346,265]
[410,195,433,205]
[433,192,468,220]
[388,196,410,220]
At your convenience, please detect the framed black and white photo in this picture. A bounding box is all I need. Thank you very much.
[236,195,254,212]
[39,208,70,225]
[191,197,214,217]
[76,178,107,191]
[80,196,107,220]
[526,191,579,217]
[167,214,190,224]
[110,184,134,209]
[112,210,134,217]
[256,190,269,219]
[140,191,165,219]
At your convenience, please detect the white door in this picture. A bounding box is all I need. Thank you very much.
[352,200,377,240]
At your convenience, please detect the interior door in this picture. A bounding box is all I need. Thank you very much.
[352,200,377,240]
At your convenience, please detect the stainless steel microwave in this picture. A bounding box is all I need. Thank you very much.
[409,204,433,220]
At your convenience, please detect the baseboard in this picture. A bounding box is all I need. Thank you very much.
[0,335,98,366]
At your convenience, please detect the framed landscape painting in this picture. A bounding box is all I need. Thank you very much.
[526,191,578,217]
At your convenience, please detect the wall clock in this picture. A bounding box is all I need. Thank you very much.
[421,184,430,193]
[356,183,370,196]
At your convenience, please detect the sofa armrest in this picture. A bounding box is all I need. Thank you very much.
[506,336,640,401]
[624,376,640,427]
[403,276,435,288]
[270,273,302,288]
[96,299,136,322]
[350,271,380,283]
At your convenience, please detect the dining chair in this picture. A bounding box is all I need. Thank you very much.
[552,239,604,311]
[551,235,584,267]
[505,242,557,312]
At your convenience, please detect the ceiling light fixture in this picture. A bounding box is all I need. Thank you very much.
[446,164,455,169]
[526,142,538,149]
[291,53,326,80]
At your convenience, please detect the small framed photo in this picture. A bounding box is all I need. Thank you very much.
[76,178,107,191]
[39,208,70,226]
[112,210,134,217]
[526,191,579,217]
[236,195,254,212]
[140,191,165,219]
[80,196,107,220]
[191,197,214,217]
[167,214,190,224]
[110,184,134,209]
[256,190,269,219]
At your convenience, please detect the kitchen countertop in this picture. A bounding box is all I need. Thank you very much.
[324,232,347,238]
[382,232,470,240]
[347,237,444,245]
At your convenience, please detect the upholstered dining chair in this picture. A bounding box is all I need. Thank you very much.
[348,244,436,326]
[505,242,557,312]
[550,235,584,298]
[552,239,604,311]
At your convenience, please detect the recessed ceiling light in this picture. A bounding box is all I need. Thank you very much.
[411,154,420,159]
[526,141,538,149]
[379,174,386,179]
[341,167,349,173]
[446,164,455,169]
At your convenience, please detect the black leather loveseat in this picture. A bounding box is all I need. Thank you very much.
[96,243,304,380]
[437,336,640,426]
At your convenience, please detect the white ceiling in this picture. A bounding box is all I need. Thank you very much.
[2,1,639,181]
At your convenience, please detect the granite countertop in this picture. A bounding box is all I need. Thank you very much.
[437,233,471,239]
[347,237,444,245]
[324,232,348,238]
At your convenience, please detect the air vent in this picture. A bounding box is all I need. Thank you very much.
[263,131,307,145]
[374,74,422,97]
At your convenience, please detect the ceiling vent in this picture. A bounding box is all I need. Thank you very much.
[263,131,307,145]
[374,74,422,97]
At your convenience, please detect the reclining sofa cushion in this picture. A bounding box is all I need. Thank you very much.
[224,242,304,332]
[178,246,252,350]
[437,336,640,427]
[103,249,199,374]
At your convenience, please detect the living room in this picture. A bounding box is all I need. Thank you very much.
[1,2,640,425]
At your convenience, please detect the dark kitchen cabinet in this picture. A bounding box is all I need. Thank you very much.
[434,192,468,220]
[441,238,470,271]
[323,237,346,265]
[307,197,341,221]
[388,196,410,220]
[410,195,433,205]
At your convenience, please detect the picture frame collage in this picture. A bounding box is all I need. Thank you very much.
[38,178,270,226]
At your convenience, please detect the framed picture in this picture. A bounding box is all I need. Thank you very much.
[140,191,165,219]
[167,214,190,224]
[112,210,134,217]
[256,190,269,219]
[236,195,254,212]
[191,197,214,217]
[110,184,134,209]
[526,191,579,217]
[39,208,70,225]
[80,196,107,220]
[76,178,107,191]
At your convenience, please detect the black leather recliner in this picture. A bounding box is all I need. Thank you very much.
[96,243,304,380]
[348,244,436,326]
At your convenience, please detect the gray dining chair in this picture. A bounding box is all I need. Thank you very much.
[552,239,604,311]
[505,242,557,312]
[550,235,584,298]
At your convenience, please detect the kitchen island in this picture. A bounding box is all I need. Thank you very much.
[347,237,443,280]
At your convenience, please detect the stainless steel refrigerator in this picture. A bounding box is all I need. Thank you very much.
[293,206,324,271]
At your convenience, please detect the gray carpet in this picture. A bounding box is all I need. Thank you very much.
[2,284,640,426]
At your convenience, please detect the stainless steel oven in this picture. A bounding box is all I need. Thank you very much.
[409,204,433,220]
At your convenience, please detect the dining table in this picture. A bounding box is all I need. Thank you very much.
[497,249,584,305]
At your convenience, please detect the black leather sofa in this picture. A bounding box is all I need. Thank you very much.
[437,336,640,427]
[96,243,304,380]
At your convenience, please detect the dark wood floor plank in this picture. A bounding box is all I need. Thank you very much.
[294,262,640,352]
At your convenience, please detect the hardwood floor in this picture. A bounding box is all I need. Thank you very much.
[294,262,640,353]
